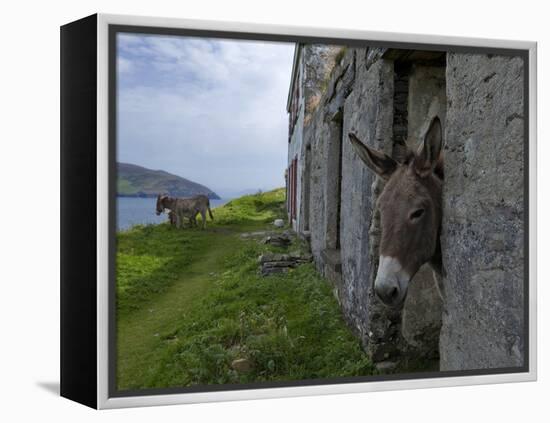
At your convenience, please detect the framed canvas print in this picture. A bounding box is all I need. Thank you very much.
[60,13,537,409]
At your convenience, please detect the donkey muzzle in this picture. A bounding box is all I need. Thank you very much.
[375,256,410,308]
[375,278,407,308]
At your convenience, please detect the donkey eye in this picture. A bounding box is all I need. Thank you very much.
[410,208,425,220]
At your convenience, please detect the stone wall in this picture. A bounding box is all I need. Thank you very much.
[287,48,305,231]
[303,45,342,126]
[289,45,342,232]
[306,104,328,258]
[291,45,526,371]
[440,53,525,370]
[340,53,403,360]
[302,47,444,364]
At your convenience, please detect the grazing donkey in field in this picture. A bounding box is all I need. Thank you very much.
[156,194,214,229]
[348,116,444,308]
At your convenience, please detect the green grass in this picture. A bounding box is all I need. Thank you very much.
[116,224,207,315]
[211,188,286,225]
[117,178,138,196]
[116,188,374,390]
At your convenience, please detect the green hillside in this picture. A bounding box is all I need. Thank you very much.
[117,162,220,199]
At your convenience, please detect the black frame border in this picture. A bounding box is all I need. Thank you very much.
[60,13,98,409]
[107,23,531,399]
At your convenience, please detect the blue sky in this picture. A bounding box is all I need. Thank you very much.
[117,33,295,197]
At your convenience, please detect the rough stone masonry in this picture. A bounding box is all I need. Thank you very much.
[287,44,526,371]
[440,53,525,370]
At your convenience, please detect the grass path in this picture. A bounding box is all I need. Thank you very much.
[117,227,238,389]
[116,189,375,390]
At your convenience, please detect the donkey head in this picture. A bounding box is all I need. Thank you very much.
[349,117,443,308]
[156,194,169,216]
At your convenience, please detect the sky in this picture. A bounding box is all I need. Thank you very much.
[117,33,295,198]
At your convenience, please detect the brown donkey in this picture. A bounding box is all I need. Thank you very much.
[156,194,214,229]
[348,117,444,308]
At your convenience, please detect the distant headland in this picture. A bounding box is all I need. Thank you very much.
[117,162,220,199]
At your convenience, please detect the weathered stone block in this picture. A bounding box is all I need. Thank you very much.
[440,53,525,370]
[401,265,442,355]
[340,57,400,360]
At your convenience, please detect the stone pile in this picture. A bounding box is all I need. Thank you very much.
[261,231,293,247]
[259,251,313,276]
[240,231,269,239]
[273,219,285,227]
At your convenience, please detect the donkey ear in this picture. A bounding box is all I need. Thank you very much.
[349,133,397,180]
[416,117,443,176]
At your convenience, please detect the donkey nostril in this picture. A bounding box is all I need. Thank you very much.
[376,284,400,304]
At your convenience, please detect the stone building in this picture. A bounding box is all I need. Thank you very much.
[286,44,525,371]
[286,44,342,232]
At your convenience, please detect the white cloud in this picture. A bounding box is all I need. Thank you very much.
[116,33,295,196]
